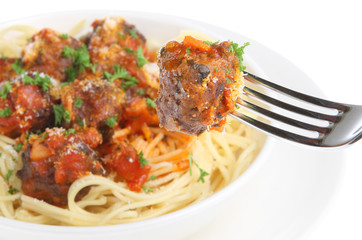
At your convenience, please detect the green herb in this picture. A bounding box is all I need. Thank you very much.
[0,152,2,157]
[64,128,75,136]
[8,188,19,195]
[74,97,83,108]
[146,98,156,108]
[23,73,52,91]
[53,104,65,125]
[136,89,145,95]
[40,132,48,140]
[235,104,240,110]
[62,45,94,81]
[203,40,220,46]
[118,33,125,39]
[26,37,31,41]
[226,78,231,84]
[186,48,191,55]
[63,109,71,123]
[77,118,85,127]
[103,65,139,89]
[138,151,148,168]
[148,175,157,181]
[65,67,78,82]
[129,29,138,39]
[5,169,13,181]
[59,82,70,88]
[13,143,23,152]
[106,114,118,127]
[1,53,7,60]
[136,46,148,68]
[0,82,12,99]
[11,59,25,75]
[90,63,97,73]
[188,154,209,183]
[124,47,135,53]
[59,33,68,40]
[0,107,12,117]
[226,67,231,75]
[229,42,250,71]
[142,185,153,193]
[215,67,220,72]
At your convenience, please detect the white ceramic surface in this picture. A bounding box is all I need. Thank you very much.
[0,10,345,240]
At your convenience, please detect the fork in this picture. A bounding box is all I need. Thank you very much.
[230,71,362,148]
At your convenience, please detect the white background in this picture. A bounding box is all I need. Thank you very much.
[0,0,361,239]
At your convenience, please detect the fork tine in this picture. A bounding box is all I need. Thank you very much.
[243,71,350,112]
[229,110,323,146]
[243,86,341,123]
[236,98,331,134]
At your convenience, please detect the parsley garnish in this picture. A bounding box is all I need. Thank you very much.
[23,73,52,91]
[138,151,148,167]
[105,114,118,127]
[149,175,157,181]
[62,45,94,81]
[0,107,12,117]
[226,67,231,75]
[118,33,125,39]
[59,33,68,40]
[186,48,191,55]
[142,185,153,193]
[146,98,156,108]
[203,40,220,46]
[235,104,240,110]
[229,42,250,71]
[11,59,25,75]
[53,104,69,125]
[103,65,139,89]
[13,143,23,152]
[129,29,138,39]
[5,169,13,181]
[1,53,7,60]
[124,47,135,53]
[136,46,148,68]
[226,78,231,84]
[74,97,83,108]
[64,128,75,136]
[40,132,48,140]
[188,154,209,183]
[8,188,19,195]
[0,82,12,99]
[136,89,145,95]
[65,67,78,82]
[77,118,85,127]
[215,67,220,72]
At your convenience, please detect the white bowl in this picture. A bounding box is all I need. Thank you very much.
[0,10,272,240]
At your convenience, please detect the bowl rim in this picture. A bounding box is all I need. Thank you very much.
[0,9,274,233]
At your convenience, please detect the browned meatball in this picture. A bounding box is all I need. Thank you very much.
[22,28,82,82]
[17,127,105,206]
[0,72,56,138]
[61,78,124,137]
[0,58,18,83]
[81,17,152,88]
[156,36,245,135]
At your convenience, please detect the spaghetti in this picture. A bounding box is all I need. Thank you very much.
[0,17,264,226]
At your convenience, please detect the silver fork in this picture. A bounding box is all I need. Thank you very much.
[230,71,362,148]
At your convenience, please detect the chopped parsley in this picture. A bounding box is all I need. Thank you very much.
[186,48,191,55]
[138,151,148,168]
[215,67,220,72]
[23,73,52,91]
[53,104,69,125]
[136,46,148,68]
[8,188,19,195]
[146,98,156,108]
[229,42,250,71]
[62,45,94,82]
[124,47,135,53]
[74,97,83,108]
[0,107,12,117]
[1,53,7,60]
[118,33,125,39]
[77,118,85,127]
[11,59,25,75]
[105,114,118,127]
[0,82,12,99]
[5,169,13,181]
[40,132,48,140]
[203,40,220,46]
[226,78,232,84]
[142,185,153,193]
[188,154,209,183]
[226,67,231,75]
[59,33,68,40]
[136,89,145,95]
[235,104,240,110]
[13,143,23,152]
[103,65,139,89]
[64,128,75,136]
[129,29,138,39]
[148,175,157,181]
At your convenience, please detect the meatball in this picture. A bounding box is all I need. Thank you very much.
[156,36,245,135]
[61,78,124,137]
[22,28,82,82]
[0,72,56,138]
[101,141,150,192]
[82,17,151,88]
[17,127,105,206]
[0,58,18,83]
